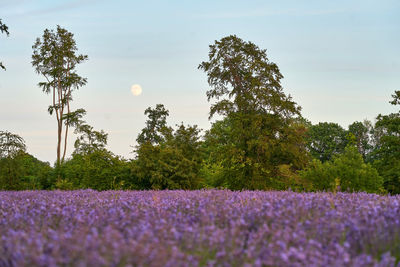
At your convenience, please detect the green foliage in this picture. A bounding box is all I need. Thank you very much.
[133,105,203,189]
[274,164,313,192]
[300,145,384,193]
[0,131,27,190]
[136,104,171,145]
[198,162,227,188]
[0,131,26,158]
[348,120,373,160]
[202,115,310,190]
[54,178,75,190]
[60,125,129,190]
[134,124,203,190]
[372,90,400,194]
[306,122,348,162]
[0,151,53,190]
[333,146,383,193]
[16,153,53,189]
[62,149,130,190]
[199,35,300,118]
[73,123,108,155]
[298,159,334,191]
[32,25,88,165]
[199,35,309,190]
[0,154,24,190]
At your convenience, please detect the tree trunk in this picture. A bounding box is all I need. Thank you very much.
[57,120,62,167]
[62,102,70,163]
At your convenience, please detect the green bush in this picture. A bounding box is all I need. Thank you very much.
[300,145,384,193]
[61,149,130,190]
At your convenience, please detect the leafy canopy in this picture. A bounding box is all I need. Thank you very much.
[136,104,170,145]
[300,145,383,193]
[199,35,300,119]
[74,123,108,155]
[372,90,400,194]
[133,105,203,190]
[306,122,348,162]
[199,35,308,190]
[0,131,26,159]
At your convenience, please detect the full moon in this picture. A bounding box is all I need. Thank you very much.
[130,84,142,96]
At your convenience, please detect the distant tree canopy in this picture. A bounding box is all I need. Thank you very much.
[299,145,383,193]
[306,122,348,162]
[61,149,129,190]
[0,18,9,70]
[348,120,373,160]
[0,131,26,159]
[0,131,52,190]
[199,35,309,190]
[32,26,88,166]
[73,123,108,155]
[136,104,170,146]
[57,121,129,190]
[372,90,400,194]
[133,105,203,190]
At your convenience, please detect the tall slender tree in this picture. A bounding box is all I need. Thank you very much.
[0,19,10,70]
[32,26,88,166]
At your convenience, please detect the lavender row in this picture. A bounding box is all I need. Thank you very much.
[1,190,399,266]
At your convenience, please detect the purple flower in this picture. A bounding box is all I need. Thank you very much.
[0,190,399,266]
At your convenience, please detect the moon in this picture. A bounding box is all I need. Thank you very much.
[131,84,142,96]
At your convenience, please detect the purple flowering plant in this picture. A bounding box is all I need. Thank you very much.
[0,190,399,266]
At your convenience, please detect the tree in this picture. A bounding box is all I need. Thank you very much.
[133,105,203,189]
[134,124,203,190]
[0,131,26,189]
[0,131,26,159]
[348,120,373,160]
[73,123,108,155]
[199,35,308,189]
[0,19,9,70]
[32,26,88,166]
[0,131,53,190]
[372,90,400,194]
[166,123,203,189]
[306,122,348,162]
[0,152,53,190]
[62,149,129,190]
[299,145,383,193]
[60,125,129,190]
[136,104,170,145]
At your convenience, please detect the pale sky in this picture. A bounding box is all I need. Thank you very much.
[0,0,399,164]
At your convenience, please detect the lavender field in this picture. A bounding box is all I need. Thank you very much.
[1,190,400,266]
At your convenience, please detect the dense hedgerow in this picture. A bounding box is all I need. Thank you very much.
[0,190,399,266]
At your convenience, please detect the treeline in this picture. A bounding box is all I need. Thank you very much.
[1,23,399,193]
[1,104,399,194]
